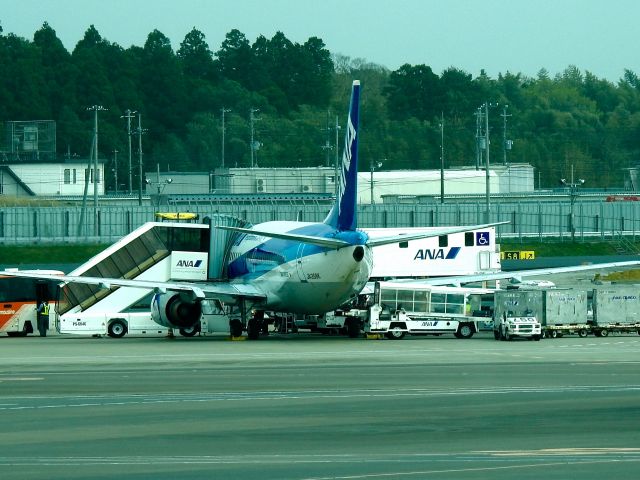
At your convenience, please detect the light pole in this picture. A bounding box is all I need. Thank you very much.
[561,165,585,241]
[370,160,383,205]
[146,177,173,208]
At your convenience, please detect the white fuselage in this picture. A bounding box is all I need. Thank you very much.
[227,221,372,313]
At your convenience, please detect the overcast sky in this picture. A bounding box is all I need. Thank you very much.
[1,0,638,82]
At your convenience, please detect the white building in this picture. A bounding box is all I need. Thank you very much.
[1,161,105,196]
[145,164,535,202]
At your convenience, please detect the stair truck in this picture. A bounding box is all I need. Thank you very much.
[493,289,543,341]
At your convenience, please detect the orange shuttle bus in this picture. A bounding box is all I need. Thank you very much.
[0,270,63,336]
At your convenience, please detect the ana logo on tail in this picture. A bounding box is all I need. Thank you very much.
[325,80,360,231]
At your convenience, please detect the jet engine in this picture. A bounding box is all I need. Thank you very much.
[151,292,202,329]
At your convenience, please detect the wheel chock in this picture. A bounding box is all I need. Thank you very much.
[365,333,383,340]
[227,335,247,341]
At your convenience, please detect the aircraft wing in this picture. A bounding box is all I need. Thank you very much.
[366,221,509,247]
[402,260,640,287]
[0,270,267,304]
[216,225,351,249]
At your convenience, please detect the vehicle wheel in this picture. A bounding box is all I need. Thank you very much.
[7,325,29,337]
[385,327,405,340]
[533,335,541,341]
[499,326,507,341]
[504,329,511,341]
[346,319,360,338]
[599,329,609,337]
[229,319,243,337]
[107,319,127,338]
[247,318,260,340]
[179,324,200,337]
[493,330,500,340]
[456,323,474,339]
[550,330,558,339]
[577,329,588,338]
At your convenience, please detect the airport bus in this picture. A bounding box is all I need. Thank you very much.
[0,270,63,336]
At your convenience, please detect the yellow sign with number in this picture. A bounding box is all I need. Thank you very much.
[501,251,535,260]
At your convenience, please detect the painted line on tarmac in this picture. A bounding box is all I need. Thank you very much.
[2,384,639,411]
[0,377,44,382]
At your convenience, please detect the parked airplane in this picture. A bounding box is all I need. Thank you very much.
[3,80,638,338]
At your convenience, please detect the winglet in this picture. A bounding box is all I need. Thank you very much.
[324,80,360,231]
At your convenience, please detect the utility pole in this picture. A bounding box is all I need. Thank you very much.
[87,105,106,237]
[440,113,445,204]
[120,109,136,194]
[113,149,119,194]
[249,108,259,168]
[220,107,230,168]
[322,111,331,167]
[561,164,585,241]
[501,104,512,165]
[474,107,483,170]
[135,113,145,206]
[334,116,341,196]
[484,102,492,223]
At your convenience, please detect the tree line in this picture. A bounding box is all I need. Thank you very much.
[1,22,639,191]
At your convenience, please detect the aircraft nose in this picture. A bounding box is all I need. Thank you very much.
[352,246,364,262]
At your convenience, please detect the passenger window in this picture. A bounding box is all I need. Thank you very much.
[439,235,448,247]
[465,232,474,246]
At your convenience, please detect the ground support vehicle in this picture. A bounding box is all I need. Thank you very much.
[58,311,170,338]
[59,299,237,338]
[493,290,542,341]
[0,270,62,337]
[364,281,494,340]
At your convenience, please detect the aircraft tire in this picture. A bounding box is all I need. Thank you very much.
[179,324,200,337]
[229,319,243,338]
[247,318,260,340]
[346,319,360,338]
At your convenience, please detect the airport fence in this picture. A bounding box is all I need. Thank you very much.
[1,200,640,244]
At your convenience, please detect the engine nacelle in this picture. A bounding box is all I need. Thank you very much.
[151,292,202,329]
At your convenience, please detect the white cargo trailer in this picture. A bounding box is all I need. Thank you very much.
[591,287,640,336]
[540,289,590,338]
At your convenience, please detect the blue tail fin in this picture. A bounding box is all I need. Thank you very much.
[324,80,360,231]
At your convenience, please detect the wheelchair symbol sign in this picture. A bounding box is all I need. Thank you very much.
[476,231,490,245]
